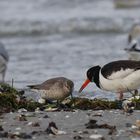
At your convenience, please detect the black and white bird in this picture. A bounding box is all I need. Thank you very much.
[0,42,9,82]
[79,60,140,100]
[28,77,74,103]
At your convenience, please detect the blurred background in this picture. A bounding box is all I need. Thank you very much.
[1,0,140,99]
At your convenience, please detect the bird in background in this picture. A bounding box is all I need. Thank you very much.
[125,35,140,61]
[125,23,140,61]
[0,42,9,82]
[27,77,74,104]
[79,60,140,100]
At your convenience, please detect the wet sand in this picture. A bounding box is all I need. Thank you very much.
[0,109,140,140]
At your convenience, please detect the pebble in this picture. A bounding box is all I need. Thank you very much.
[38,98,45,104]
[35,108,40,113]
[13,131,20,135]
[15,127,22,131]
[132,125,137,129]
[65,115,70,118]
[18,108,27,113]
[57,130,67,135]
[89,134,104,139]
[27,122,33,126]
[93,112,102,117]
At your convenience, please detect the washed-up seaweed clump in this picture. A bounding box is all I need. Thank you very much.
[65,97,119,110]
[1,83,140,112]
[0,83,42,113]
[131,98,140,110]
[64,96,140,110]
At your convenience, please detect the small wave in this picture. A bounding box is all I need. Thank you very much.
[0,17,135,37]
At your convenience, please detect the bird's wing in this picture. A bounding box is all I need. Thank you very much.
[27,84,41,89]
[107,68,136,80]
[101,60,140,80]
[27,77,65,90]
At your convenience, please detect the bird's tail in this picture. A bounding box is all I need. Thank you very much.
[27,84,39,89]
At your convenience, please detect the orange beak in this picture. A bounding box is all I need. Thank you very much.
[79,79,90,93]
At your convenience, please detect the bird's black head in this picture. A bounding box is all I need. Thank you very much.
[87,66,101,82]
[79,65,101,93]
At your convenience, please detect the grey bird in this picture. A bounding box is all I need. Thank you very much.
[0,42,9,82]
[27,77,74,103]
[125,24,140,61]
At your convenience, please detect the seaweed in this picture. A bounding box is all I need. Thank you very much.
[0,83,140,112]
[65,97,119,110]
[64,97,140,110]
[131,98,140,110]
[0,83,41,113]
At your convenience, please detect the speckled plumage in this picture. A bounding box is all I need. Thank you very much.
[28,77,74,101]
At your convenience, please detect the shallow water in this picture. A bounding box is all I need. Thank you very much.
[1,0,140,99]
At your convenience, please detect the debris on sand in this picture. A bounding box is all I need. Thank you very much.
[122,99,136,113]
[45,122,66,135]
[32,122,40,127]
[15,114,27,121]
[73,135,84,140]
[0,131,32,139]
[85,119,116,135]
[0,125,4,131]
[9,132,32,139]
[0,132,8,138]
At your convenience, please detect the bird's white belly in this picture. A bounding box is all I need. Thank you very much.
[99,70,140,92]
[128,51,140,61]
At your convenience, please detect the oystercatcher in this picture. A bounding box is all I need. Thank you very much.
[79,60,140,100]
[28,77,74,103]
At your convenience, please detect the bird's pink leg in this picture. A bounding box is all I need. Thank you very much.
[118,92,123,100]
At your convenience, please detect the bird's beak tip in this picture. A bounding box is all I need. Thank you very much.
[78,79,90,93]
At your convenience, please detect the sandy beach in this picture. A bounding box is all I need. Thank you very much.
[0,109,139,140]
